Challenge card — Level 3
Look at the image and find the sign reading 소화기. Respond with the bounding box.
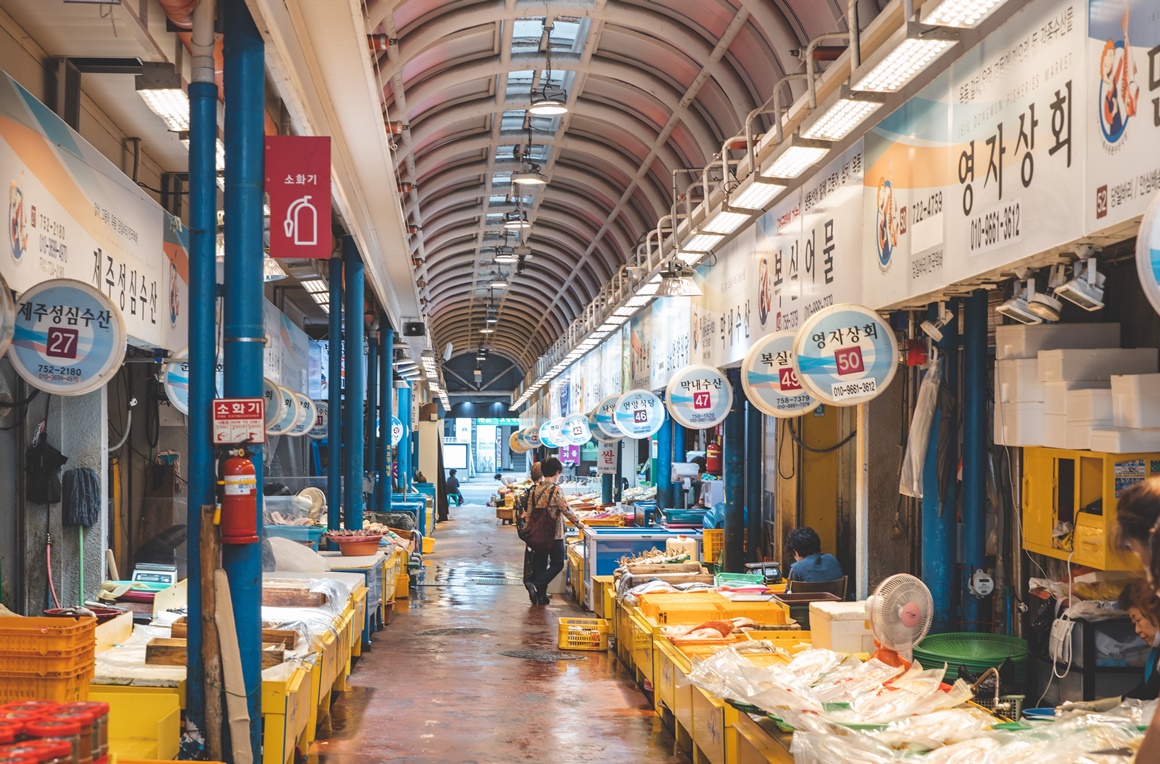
[664,365,733,430]
[264,136,332,259]
[793,304,898,406]
[613,390,666,439]
[212,398,265,444]
[741,331,819,418]
[10,279,127,396]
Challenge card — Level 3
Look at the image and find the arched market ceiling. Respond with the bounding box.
[370,0,888,374]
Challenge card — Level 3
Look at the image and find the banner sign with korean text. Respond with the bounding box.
[801,141,865,321]
[793,304,899,406]
[613,389,666,439]
[650,298,691,390]
[10,279,127,395]
[265,136,332,259]
[0,70,188,351]
[692,223,759,367]
[263,299,311,394]
[522,425,542,449]
[601,332,623,397]
[741,331,818,418]
[665,365,733,429]
[1087,0,1160,232]
[627,305,653,389]
[597,444,617,474]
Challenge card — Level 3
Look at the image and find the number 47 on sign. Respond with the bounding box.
[212,398,266,445]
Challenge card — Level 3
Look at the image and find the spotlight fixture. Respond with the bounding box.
[995,275,1043,325]
[480,327,496,334]
[1027,266,1065,322]
[493,246,518,264]
[485,313,499,324]
[656,261,703,297]
[1055,252,1106,311]
[852,31,957,93]
[919,303,954,342]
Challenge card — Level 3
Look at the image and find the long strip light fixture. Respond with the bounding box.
[513,0,1014,412]
[136,63,189,132]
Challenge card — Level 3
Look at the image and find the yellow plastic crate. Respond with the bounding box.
[422,537,434,555]
[719,600,790,625]
[558,618,609,651]
[637,591,728,622]
[395,574,410,599]
[702,529,724,563]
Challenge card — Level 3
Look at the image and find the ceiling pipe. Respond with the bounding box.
[744,71,807,167]
[157,0,199,28]
[806,32,852,108]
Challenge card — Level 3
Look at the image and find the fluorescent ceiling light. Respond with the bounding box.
[922,0,1007,28]
[853,36,956,93]
[503,211,531,230]
[512,169,547,186]
[762,137,831,180]
[136,63,189,132]
[683,233,725,253]
[606,314,631,326]
[802,91,885,141]
[613,306,638,318]
[300,279,328,294]
[179,136,226,172]
[729,178,784,211]
[485,314,499,323]
[626,294,652,308]
[591,329,611,338]
[599,321,620,331]
[699,208,751,235]
[676,251,704,266]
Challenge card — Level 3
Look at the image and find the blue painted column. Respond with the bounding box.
[671,421,686,501]
[922,300,959,633]
[601,471,613,504]
[327,256,342,532]
[342,237,365,532]
[745,402,763,564]
[723,368,746,572]
[962,290,987,631]
[366,326,378,507]
[398,382,412,492]
[376,325,392,512]
[656,407,673,508]
[222,1,264,754]
[613,440,624,502]
[184,48,217,739]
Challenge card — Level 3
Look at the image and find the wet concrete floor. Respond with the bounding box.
[309,481,689,764]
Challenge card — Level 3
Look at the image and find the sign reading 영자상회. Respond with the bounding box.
[665,365,733,430]
[793,304,898,406]
[265,136,332,259]
[741,331,819,418]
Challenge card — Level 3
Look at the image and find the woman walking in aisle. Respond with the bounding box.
[523,457,578,605]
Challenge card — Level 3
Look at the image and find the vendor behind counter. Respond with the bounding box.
[1119,579,1160,700]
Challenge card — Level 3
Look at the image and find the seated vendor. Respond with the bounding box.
[786,527,844,583]
[1119,579,1160,700]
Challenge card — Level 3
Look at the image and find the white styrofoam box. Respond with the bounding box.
[1043,414,1068,448]
[996,359,1043,402]
[809,601,874,653]
[1044,381,1110,415]
[994,402,1044,447]
[996,322,1120,360]
[1067,389,1114,423]
[1113,392,1160,429]
[1090,428,1160,454]
[1037,348,1159,383]
[1066,422,1094,451]
[1111,374,1160,398]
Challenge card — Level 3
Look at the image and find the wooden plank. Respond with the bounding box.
[261,587,327,608]
[146,637,285,669]
[201,505,223,762]
[625,562,704,574]
[172,617,298,648]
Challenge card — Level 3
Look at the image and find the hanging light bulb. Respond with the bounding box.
[528,21,569,115]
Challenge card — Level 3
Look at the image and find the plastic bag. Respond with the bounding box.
[900,355,942,498]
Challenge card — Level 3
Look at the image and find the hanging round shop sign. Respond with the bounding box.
[560,413,592,446]
[510,430,529,454]
[162,346,224,416]
[740,331,819,418]
[390,415,404,447]
[9,279,127,396]
[267,385,300,435]
[665,365,733,430]
[591,395,623,441]
[792,303,898,406]
[307,401,328,440]
[539,419,564,449]
[613,389,666,439]
[1137,191,1160,315]
[262,377,285,428]
[288,393,316,436]
[522,426,542,449]
[0,273,16,360]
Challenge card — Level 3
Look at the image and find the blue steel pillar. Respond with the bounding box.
[184,29,217,737]
[376,325,392,512]
[656,408,673,508]
[613,440,624,502]
[398,382,412,491]
[366,326,378,507]
[671,421,686,500]
[327,257,342,532]
[745,402,763,564]
[962,291,987,631]
[723,368,746,572]
[222,1,264,754]
[342,237,365,532]
[922,300,958,633]
[601,471,613,504]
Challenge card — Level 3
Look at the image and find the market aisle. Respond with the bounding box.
[310,479,689,764]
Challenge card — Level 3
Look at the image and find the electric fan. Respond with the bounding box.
[865,573,934,669]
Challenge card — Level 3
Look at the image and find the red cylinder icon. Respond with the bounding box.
[220,453,259,544]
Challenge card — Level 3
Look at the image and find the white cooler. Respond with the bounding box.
[809,600,874,654]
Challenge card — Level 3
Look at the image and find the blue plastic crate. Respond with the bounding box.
[265,525,325,551]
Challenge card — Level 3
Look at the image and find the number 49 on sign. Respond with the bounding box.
[212,398,266,444]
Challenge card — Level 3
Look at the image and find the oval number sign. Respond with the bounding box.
[510,430,528,454]
[307,401,328,440]
[591,395,622,441]
[163,346,224,416]
[267,386,300,435]
[288,393,315,436]
[263,378,284,428]
[741,331,819,418]
[793,304,898,406]
[522,426,542,449]
[561,413,592,446]
[613,390,666,439]
[10,279,127,396]
[665,365,733,429]
[1138,191,1160,315]
[390,416,404,447]
[539,419,564,449]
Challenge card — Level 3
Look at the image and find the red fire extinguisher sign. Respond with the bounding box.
[212,398,266,444]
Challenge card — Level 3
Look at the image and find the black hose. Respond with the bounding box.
[786,418,857,454]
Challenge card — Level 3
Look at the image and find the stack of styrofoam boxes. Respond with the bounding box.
[1093,373,1160,453]
[994,323,1121,447]
[809,600,875,653]
[1043,382,1110,449]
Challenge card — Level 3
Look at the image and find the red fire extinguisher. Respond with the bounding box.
[219,449,259,544]
[705,440,722,475]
